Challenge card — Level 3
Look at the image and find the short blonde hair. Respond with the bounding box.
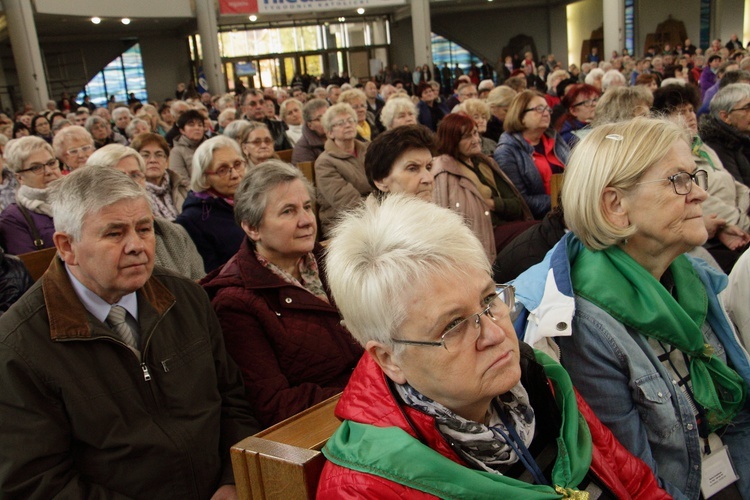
[591,86,653,127]
[5,136,55,173]
[380,97,417,130]
[339,89,367,107]
[486,86,517,109]
[563,117,691,250]
[321,103,357,134]
[504,90,545,133]
[454,98,490,120]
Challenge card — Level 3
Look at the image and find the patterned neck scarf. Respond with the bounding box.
[255,250,330,304]
[395,381,535,474]
[146,174,179,221]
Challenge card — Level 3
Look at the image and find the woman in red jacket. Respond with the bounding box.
[201,160,363,428]
[319,193,670,499]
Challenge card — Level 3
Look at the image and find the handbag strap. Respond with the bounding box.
[16,204,44,250]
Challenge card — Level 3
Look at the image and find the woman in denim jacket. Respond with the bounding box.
[512,117,750,500]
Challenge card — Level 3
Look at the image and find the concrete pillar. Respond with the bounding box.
[410,0,433,70]
[195,0,226,95]
[603,0,625,59]
[4,0,49,111]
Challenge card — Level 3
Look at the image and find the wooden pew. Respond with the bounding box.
[231,394,342,500]
[296,161,315,186]
[277,149,294,163]
[550,172,564,209]
[17,247,57,282]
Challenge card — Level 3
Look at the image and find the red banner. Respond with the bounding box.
[219,0,258,14]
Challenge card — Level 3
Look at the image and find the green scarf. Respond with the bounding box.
[571,243,747,430]
[322,351,592,499]
[692,136,716,171]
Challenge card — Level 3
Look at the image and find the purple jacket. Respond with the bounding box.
[0,203,55,255]
[700,67,718,96]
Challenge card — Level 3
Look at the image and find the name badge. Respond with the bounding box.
[701,433,739,499]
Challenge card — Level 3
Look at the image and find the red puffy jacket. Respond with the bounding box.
[317,351,671,499]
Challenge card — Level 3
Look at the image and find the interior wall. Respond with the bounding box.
[566,0,603,67]
[549,4,569,67]
[139,36,192,102]
[34,0,192,18]
[715,0,745,45]
[635,0,700,54]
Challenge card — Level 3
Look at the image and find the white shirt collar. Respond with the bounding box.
[65,263,139,323]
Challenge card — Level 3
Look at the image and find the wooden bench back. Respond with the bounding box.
[550,172,564,209]
[17,247,57,282]
[296,161,315,186]
[277,149,294,163]
[231,394,341,499]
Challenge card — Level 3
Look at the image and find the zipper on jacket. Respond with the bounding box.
[141,363,152,381]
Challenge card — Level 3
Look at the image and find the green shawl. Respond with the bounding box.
[322,350,592,499]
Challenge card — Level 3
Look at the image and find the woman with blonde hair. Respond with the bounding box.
[454,98,497,156]
[379,97,418,130]
[484,86,517,142]
[237,121,278,168]
[339,89,377,141]
[513,117,750,499]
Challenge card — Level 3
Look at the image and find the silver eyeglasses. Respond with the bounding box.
[391,284,515,352]
[635,169,708,195]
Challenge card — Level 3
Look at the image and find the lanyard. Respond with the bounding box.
[491,400,550,486]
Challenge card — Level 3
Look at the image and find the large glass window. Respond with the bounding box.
[76,44,147,107]
[431,33,483,75]
[625,0,634,55]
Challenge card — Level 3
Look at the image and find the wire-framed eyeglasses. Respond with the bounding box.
[635,169,708,195]
[391,284,515,352]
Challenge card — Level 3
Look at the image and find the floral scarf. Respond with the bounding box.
[255,250,329,304]
[146,174,179,221]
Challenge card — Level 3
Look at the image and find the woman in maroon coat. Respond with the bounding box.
[202,159,363,428]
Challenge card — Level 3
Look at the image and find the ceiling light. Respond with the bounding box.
[249,15,258,22]
[121,18,131,25]
[91,17,101,24]
[357,8,365,14]
[338,17,346,22]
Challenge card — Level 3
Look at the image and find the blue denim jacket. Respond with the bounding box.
[512,233,750,500]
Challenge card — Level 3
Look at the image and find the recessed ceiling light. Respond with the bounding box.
[357,8,365,14]
[121,18,131,25]
[91,17,101,24]
[249,15,258,22]
[338,17,346,22]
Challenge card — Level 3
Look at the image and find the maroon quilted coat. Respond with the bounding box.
[202,238,363,427]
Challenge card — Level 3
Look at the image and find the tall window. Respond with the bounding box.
[76,44,148,107]
[431,33,483,74]
[624,0,634,55]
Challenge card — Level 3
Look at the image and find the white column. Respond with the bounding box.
[410,0,433,69]
[195,0,226,95]
[603,0,625,59]
[4,0,49,111]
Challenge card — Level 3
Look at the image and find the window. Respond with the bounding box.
[76,44,148,107]
[432,33,484,76]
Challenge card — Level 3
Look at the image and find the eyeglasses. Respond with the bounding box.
[17,158,59,175]
[636,169,708,195]
[207,159,247,178]
[524,105,552,115]
[125,170,145,181]
[140,151,167,160]
[730,103,750,113]
[391,284,515,352]
[331,117,357,128]
[66,145,94,157]
[245,138,274,146]
[572,98,599,108]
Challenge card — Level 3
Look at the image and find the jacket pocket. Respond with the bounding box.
[633,373,680,441]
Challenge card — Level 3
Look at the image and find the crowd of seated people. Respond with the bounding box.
[3,36,750,498]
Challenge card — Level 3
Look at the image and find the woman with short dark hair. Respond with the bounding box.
[169,109,206,180]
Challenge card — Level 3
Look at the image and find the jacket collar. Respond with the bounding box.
[43,256,175,341]
[323,138,367,159]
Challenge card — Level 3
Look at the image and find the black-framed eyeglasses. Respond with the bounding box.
[636,169,708,195]
[572,98,599,108]
[207,160,247,178]
[730,103,750,113]
[17,158,59,175]
[523,105,552,115]
[391,284,515,352]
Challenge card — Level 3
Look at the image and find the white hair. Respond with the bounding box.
[190,135,242,192]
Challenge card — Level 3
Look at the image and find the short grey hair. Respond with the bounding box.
[52,125,93,157]
[86,144,146,173]
[5,136,55,173]
[85,115,109,133]
[584,68,605,86]
[51,164,149,241]
[222,119,251,141]
[218,108,237,128]
[321,103,357,133]
[234,159,312,228]
[486,86,517,109]
[112,107,132,120]
[170,100,190,119]
[125,118,150,139]
[601,69,627,91]
[302,98,329,124]
[710,83,750,118]
[279,98,303,122]
[325,194,490,347]
[191,135,242,192]
[380,97,417,130]
[591,86,653,127]
[237,121,270,147]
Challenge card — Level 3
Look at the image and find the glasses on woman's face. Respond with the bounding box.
[66,145,94,157]
[636,169,708,195]
[17,158,59,175]
[245,138,274,147]
[207,159,247,178]
[140,150,167,160]
[331,117,357,128]
[391,284,515,352]
[572,98,599,108]
[523,105,552,115]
